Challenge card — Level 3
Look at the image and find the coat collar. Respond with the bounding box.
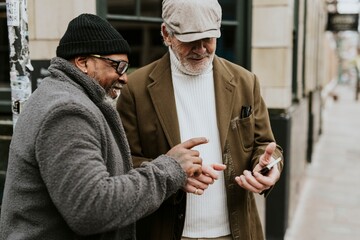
[147,53,236,150]
[213,56,236,150]
[147,53,181,147]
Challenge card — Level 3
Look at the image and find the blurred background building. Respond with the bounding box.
[0,0,359,239]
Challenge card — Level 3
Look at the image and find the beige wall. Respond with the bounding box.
[28,0,96,60]
[252,0,294,109]
[252,0,337,107]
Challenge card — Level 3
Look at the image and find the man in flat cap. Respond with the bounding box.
[117,0,284,240]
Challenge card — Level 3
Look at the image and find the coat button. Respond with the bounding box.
[178,214,184,220]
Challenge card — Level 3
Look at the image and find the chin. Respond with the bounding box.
[104,94,118,108]
[186,64,209,75]
[184,59,211,75]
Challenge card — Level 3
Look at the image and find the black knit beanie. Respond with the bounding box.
[56,13,131,59]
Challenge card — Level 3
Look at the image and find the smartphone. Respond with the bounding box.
[258,157,281,175]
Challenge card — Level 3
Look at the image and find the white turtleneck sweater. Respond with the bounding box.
[169,48,231,238]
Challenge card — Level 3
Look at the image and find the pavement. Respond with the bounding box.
[284,82,360,240]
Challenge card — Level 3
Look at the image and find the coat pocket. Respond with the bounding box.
[230,113,254,152]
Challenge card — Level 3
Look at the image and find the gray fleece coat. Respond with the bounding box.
[0,57,186,240]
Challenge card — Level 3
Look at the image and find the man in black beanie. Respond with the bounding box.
[0,13,217,240]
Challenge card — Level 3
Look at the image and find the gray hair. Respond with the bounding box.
[161,23,175,46]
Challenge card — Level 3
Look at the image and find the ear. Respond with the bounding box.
[73,56,88,74]
[161,23,172,46]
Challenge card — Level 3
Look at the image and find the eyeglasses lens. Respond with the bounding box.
[117,61,129,75]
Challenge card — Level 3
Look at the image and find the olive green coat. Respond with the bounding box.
[117,53,283,240]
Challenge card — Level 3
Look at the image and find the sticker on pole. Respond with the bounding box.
[6,0,20,27]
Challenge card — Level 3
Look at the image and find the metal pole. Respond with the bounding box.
[6,0,33,128]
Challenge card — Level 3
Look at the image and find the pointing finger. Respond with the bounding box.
[179,137,209,149]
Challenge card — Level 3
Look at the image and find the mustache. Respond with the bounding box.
[111,80,126,90]
[187,54,210,60]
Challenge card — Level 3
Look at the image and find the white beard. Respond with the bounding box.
[104,94,118,108]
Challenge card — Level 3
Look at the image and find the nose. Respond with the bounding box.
[119,73,128,85]
[192,40,206,54]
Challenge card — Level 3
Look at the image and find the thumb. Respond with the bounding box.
[211,163,227,171]
[262,142,276,164]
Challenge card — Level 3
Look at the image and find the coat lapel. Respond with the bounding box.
[147,54,235,151]
[147,53,181,147]
[213,56,236,151]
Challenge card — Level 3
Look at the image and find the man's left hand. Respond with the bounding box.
[234,142,281,194]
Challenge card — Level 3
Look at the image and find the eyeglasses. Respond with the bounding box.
[90,54,129,75]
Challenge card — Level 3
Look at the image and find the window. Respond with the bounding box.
[100,0,252,69]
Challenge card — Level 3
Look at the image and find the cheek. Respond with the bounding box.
[102,77,117,89]
[97,69,117,86]
[92,71,110,89]
[96,77,107,89]
[204,42,216,54]
[173,44,191,58]
[207,45,216,54]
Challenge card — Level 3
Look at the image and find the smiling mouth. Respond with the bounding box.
[112,84,123,91]
[191,58,204,62]
[189,54,209,59]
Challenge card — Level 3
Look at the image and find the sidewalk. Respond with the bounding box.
[284,82,360,240]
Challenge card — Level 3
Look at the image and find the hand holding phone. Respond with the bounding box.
[257,157,281,175]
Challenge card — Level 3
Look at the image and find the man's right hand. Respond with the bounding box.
[166,137,208,177]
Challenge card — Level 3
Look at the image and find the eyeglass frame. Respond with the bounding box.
[90,54,129,75]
